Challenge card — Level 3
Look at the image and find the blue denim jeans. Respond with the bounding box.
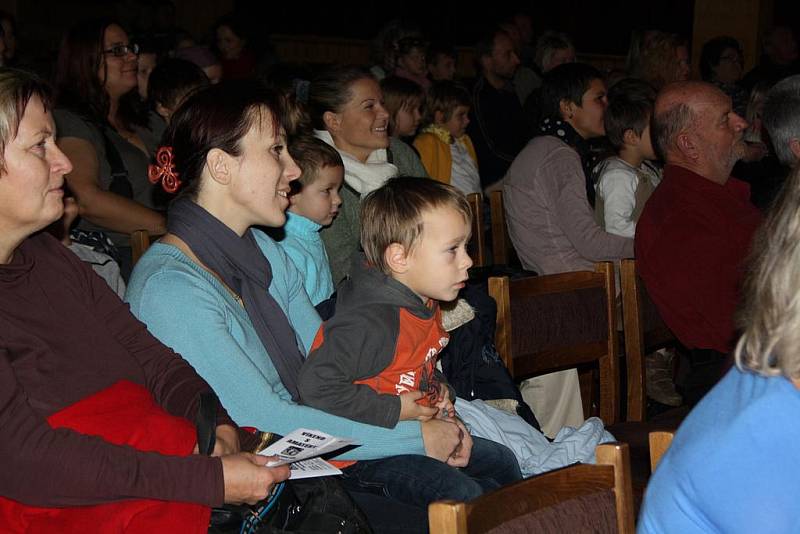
[339,437,522,510]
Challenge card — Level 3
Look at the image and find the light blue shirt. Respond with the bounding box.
[125,229,424,460]
[638,366,800,533]
[277,212,335,305]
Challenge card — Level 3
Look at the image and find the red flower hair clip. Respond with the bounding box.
[148,146,181,193]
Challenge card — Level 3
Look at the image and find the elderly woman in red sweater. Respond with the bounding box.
[0,68,287,533]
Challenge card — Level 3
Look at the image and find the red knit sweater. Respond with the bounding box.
[635,165,763,354]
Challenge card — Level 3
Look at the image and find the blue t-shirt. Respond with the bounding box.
[638,366,800,533]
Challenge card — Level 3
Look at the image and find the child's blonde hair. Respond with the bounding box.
[361,177,471,274]
[424,80,471,125]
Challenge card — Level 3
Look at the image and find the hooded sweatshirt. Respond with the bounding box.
[297,257,449,428]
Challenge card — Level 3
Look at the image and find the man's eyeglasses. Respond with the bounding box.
[103,43,140,57]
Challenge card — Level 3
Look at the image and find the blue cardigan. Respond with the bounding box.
[125,229,425,460]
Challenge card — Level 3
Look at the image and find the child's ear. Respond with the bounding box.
[205,148,233,185]
[385,242,410,274]
[434,110,446,125]
[622,128,640,146]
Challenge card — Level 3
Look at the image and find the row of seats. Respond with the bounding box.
[428,431,675,533]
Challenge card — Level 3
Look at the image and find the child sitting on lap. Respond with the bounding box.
[298,177,615,477]
[298,177,467,427]
[277,136,344,309]
[593,79,661,238]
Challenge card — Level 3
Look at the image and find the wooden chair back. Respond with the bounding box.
[429,442,635,534]
[648,430,675,473]
[131,229,153,267]
[619,258,678,421]
[489,190,517,266]
[466,193,488,268]
[488,262,619,424]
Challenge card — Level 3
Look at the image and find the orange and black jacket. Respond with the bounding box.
[297,258,451,429]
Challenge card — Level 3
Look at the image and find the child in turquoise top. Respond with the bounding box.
[278,136,344,307]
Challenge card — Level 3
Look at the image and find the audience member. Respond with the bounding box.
[148,58,209,123]
[54,19,166,279]
[279,135,343,307]
[393,36,430,90]
[414,80,480,194]
[630,31,691,89]
[468,27,530,190]
[594,78,660,238]
[504,63,632,437]
[125,81,509,532]
[379,75,429,177]
[136,45,158,100]
[763,74,800,168]
[174,45,222,84]
[427,42,457,82]
[741,26,800,91]
[309,65,398,283]
[639,162,800,534]
[636,81,762,355]
[700,36,748,116]
[535,31,577,74]
[214,15,256,80]
[0,67,287,533]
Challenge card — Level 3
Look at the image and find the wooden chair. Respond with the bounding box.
[619,258,679,422]
[429,442,635,534]
[131,229,153,267]
[466,192,488,268]
[648,430,675,473]
[488,262,619,425]
[489,190,517,266]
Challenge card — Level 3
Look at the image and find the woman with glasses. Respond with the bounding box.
[700,36,748,116]
[54,19,166,278]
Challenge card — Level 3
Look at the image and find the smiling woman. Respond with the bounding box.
[53,19,167,278]
[308,65,400,283]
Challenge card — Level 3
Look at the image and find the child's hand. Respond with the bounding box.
[399,390,438,421]
[435,389,456,421]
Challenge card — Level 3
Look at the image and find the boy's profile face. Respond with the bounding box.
[439,105,470,140]
[395,206,472,303]
[288,164,344,227]
[637,122,657,161]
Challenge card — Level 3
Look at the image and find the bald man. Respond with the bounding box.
[635,81,763,355]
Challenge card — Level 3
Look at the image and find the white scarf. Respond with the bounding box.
[314,129,398,197]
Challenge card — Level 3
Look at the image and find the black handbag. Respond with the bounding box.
[196,393,372,534]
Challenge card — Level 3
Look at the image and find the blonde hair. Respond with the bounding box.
[734,165,800,378]
[360,177,471,274]
[0,68,52,170]
[633,32,685,90]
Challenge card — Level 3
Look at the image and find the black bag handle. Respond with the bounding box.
[195,392,218,456]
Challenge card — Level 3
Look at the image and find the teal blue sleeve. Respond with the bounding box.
[126,257,424,460]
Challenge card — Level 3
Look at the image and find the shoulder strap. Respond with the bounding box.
[100,126,134,199]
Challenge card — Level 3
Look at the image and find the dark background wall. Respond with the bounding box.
[2,0,799,74]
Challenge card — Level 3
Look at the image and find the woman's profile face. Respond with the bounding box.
[225,110,301,232]
[0,95,73,235]
[328,78,389,162]
[216,25,244,60]
[98,24,138,100]
[566,78,608,139]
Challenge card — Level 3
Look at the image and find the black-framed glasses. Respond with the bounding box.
[103,43,139,57]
